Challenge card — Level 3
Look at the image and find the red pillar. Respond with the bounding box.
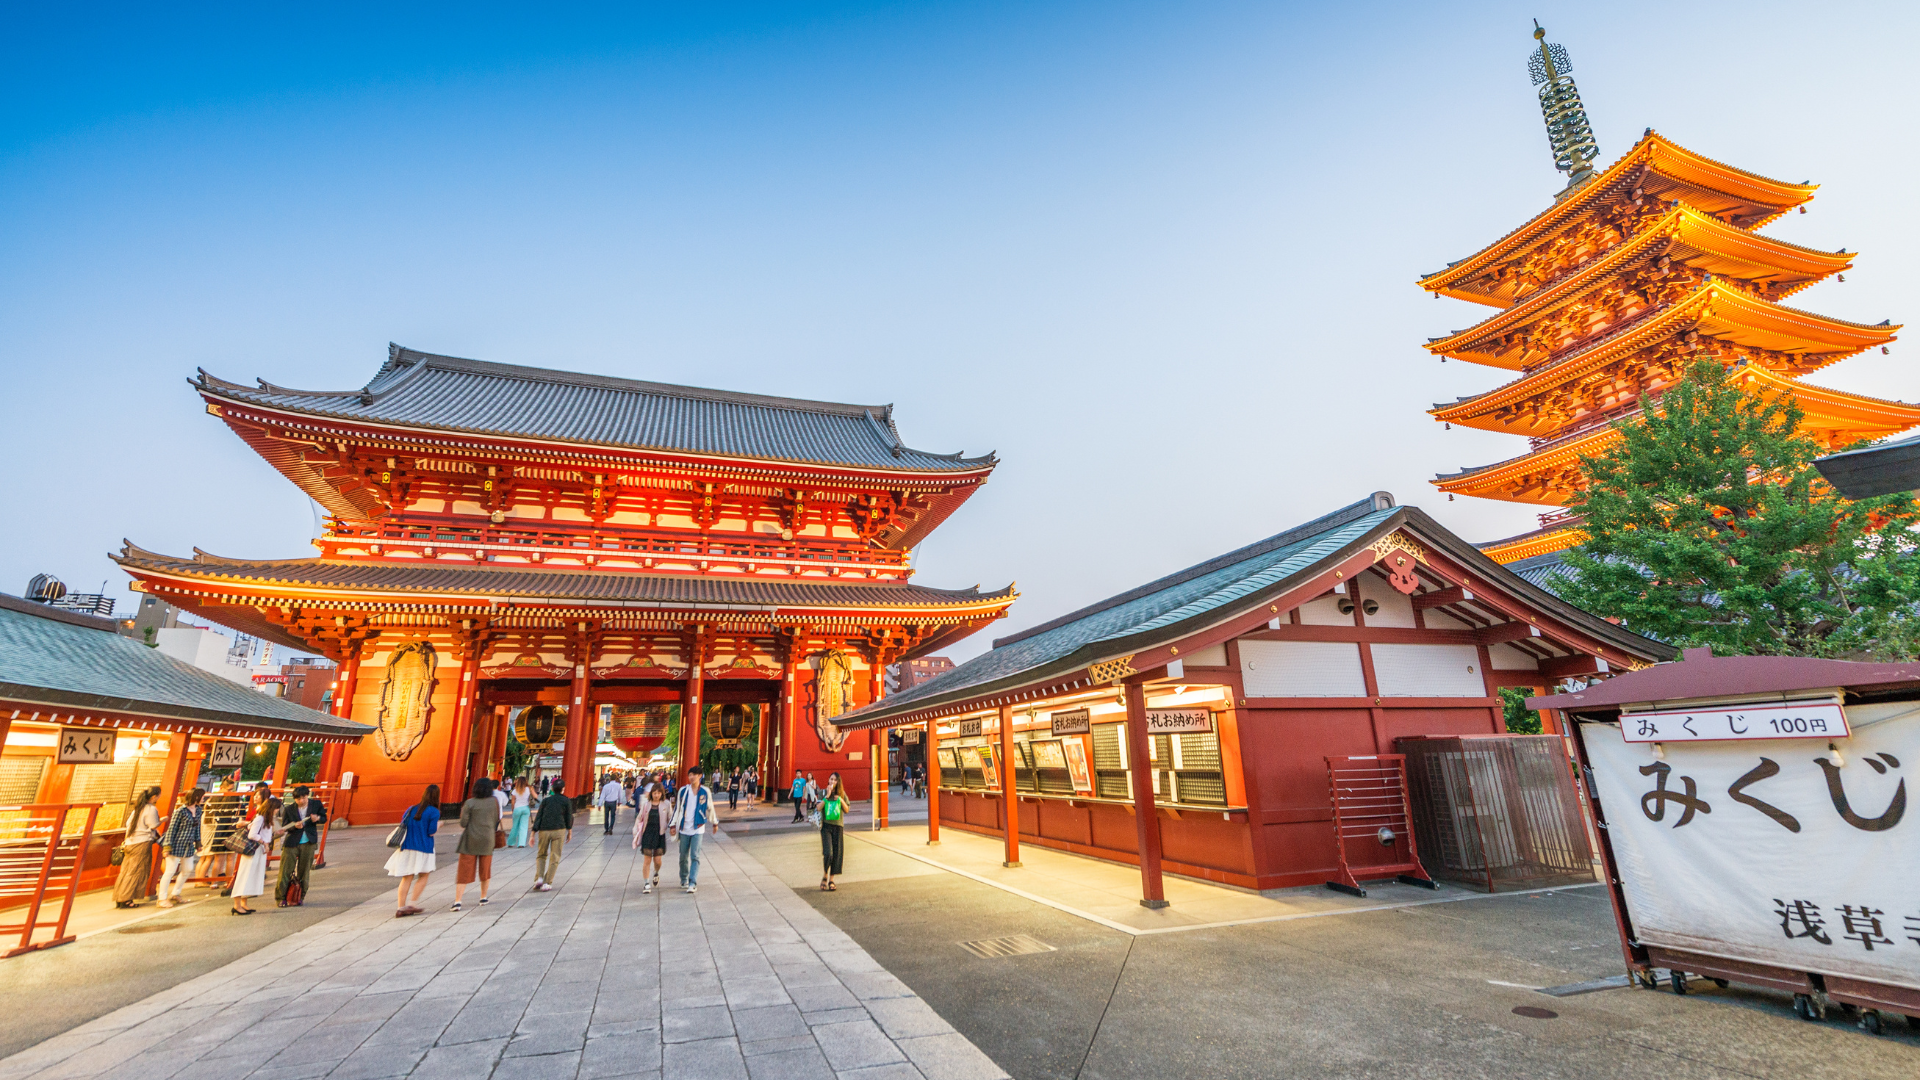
[270,739,293,791]
[560,660,588,800]
[443,655,480,801]
[778,655,799,797]
[1124,682,1168,908]
[925,717,940,845]
[681,649,705,784]
[998,703,1020,868]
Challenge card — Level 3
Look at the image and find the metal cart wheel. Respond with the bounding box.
[1669,970,1687,995]
[1634,970,1659,990]
[1859,1010,1883,1036]
[1793,994,1821,1021]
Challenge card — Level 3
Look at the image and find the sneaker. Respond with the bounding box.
[449,902,462,912]
[642,880,653,894]
[535,882,552,892]
[685,884,697,894]
[479,897,490,905]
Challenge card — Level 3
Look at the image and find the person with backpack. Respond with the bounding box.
[385,784,440,917]
[818,773,849,891]
[668,766,714,893]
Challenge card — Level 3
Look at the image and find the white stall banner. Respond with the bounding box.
[1584,712,1920,990]
[1621,701,1848,743]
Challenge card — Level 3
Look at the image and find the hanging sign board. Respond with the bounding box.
[206,740,247,770]
[1145,708,1213,735]
[57,728,115,764]
[956,718,983,737]
[1582,708,1920,992]
[1621,700,1849,743]
[1050,708,1091,737]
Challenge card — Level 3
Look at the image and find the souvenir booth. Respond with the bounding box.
[835,493,1673,904]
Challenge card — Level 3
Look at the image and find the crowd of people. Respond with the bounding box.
[108,756,933,920]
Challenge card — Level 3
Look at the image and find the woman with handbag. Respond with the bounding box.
[113,786,163,908]
[818,773,848,892]
[451,778,501,911]
[631,784,670,893]
[385,784,440,917]
[230,795,278,914]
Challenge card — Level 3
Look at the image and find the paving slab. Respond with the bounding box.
[0,826,1007,1080]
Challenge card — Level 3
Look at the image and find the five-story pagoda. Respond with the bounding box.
[1421,25,1920,563]
[116,345,1016,822]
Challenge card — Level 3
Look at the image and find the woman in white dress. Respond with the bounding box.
[230,796,278,915]
[385,784,441,917]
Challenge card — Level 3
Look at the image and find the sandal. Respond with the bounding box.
[826,882,837,891]
[820,878,829,891]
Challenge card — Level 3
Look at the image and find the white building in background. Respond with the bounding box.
[153,626,255,686]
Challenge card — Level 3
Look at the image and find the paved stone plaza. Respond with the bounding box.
[0,828,1005,1080]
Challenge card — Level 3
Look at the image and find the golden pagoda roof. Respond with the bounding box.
[1427,207,1859,369]
[1435,368,1920,504]
[1420,132,1819,308]
[1479,525,1584,565]
[1432,283,1900,432]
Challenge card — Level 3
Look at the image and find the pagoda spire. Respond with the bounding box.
[1529,21,1601,195]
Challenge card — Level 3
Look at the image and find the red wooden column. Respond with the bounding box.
[925,717,940,845]
[560,664,589,800]
[1123,682,1169,908]
[443,654,481,800]
[680,625,707,784]
[870,672,889,827]
[270,739,293,789]
[317,645,362,785]
[777,649,800,798]
[998,703,1020,868]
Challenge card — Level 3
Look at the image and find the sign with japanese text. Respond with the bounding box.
[1583,705,1920,990]
[1050,708,1091,737]
[1144,708,1213,735]
[1621,701,1849,743]
[207,740,247,770]
[956,718,983,737]
[57,728,114,764]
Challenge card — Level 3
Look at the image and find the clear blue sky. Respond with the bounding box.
[4,1,1916,660]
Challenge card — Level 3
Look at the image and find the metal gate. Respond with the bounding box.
[1325,755,1435,897]
[1397,735,1594,892]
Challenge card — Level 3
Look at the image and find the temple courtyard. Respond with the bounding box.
[0,809,1913,1080]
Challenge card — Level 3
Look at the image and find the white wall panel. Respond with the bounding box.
[1238,640,1366,697]
[1488,643,1540,671]
[1371,643,1485,697]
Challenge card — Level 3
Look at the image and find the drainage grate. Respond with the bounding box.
[959,933,1056,959]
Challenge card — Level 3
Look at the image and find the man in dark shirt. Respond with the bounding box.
[275,785,326,906]
[531,781,574,892]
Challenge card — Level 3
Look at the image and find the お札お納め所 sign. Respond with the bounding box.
[1050,708,1091,737]
[1621,701,1848,743]
[1144,708,1212,735]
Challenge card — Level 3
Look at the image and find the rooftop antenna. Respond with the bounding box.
[1529,21,1601,196]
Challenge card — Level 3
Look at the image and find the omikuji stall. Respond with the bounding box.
[835,493,1672,905]
[0,593,369,939]
[1535,651,1920,1033]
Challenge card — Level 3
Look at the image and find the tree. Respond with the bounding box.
[1553,359,1920,658]
[503,730,528,780]
[1500,687,1542,734]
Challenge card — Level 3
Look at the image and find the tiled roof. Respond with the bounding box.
[1505,552,1572,597]
[838,495,1674,727]
[194,344,996,474]
[114,547,1015,612]
[0,594,372,740]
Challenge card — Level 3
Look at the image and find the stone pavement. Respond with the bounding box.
[0,826,1007,1080]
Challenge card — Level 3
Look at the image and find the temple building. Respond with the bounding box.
[115,345,1016,823]
[1421,27,1919,563]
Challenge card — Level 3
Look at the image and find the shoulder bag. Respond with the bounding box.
[386,807,413,849]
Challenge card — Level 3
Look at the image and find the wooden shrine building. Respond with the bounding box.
[115,345,1016,823]
[1420,28,1919,562]
[834,493,1671,903]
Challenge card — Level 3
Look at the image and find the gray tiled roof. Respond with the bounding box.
[193,345,995,474]
[838,495,1675,727]
[113,548,1016,611]
[0,595,372,740]
[1505,552,1572,597]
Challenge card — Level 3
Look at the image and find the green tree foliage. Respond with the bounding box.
[1554,359,1920,658]
[503,729,527,779]
[1500,687,1542,734]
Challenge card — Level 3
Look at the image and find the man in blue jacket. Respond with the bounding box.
[669,767,714,893]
